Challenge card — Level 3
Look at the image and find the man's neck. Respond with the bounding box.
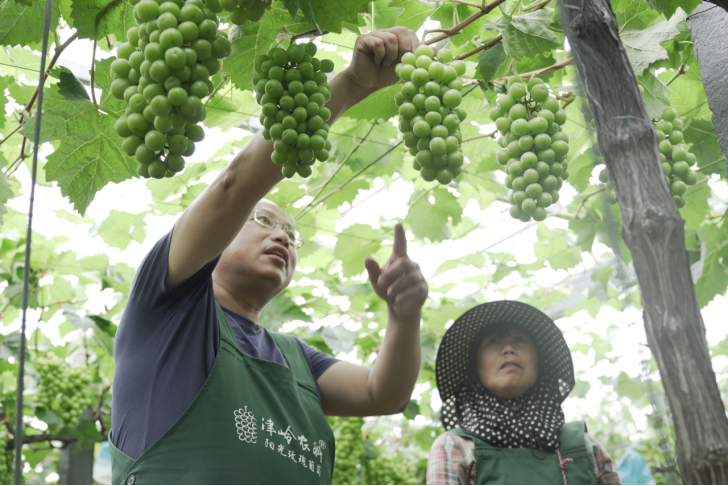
[212,280,265,324]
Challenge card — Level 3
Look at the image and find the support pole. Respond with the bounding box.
[556,0,728,483]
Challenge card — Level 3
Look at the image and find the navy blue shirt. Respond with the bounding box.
[111,230,339,460]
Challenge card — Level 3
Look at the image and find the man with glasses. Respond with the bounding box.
[110,26,428,484]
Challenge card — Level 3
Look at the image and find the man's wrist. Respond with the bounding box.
[336,69,378,107]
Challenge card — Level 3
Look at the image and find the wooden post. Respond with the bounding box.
[556,0,728,482]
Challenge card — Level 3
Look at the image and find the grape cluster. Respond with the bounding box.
[0,426,12,485]
[394,46,467,185]
[364,455,416,485]
[491,76,570,222]
[35,354,94,430]
[255,42,335,178]
[331,416,364,485]
[111,0,231,179]
[218,0,271,25]
[601,107,696,208]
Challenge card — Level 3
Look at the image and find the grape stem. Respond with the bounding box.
[0,125,23,149]
[18,31,79,126]
[573,186,606,219]
[462,129,497,143]
[448,0,483,8]
[294,120,378,220]
[424,0,508,46]
[665,63,687,87]
[494,57,574,82]
[90,38,98,109]
[444,0,552,59]
[455,35,503,61]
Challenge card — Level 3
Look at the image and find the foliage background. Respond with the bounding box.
[0,0,727,482]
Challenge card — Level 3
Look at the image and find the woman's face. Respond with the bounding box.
[475,328,539,398]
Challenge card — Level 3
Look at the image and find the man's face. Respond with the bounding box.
[216,200,298,295]
[475,328,539,399]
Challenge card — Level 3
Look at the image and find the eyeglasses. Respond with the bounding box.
[251,209,304,248]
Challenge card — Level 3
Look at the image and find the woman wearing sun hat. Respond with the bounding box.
[427,301,621,485]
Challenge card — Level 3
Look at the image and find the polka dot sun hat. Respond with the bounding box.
[435,301,575,431]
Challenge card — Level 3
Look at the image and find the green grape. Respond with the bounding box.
[491,76,571,221]
[393,49,469,184]
[253,42,331,178]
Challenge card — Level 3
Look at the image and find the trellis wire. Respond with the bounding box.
[14,0,54,482]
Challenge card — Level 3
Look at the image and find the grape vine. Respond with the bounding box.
[111,0,232,179]
[254,42,334,178]
[491,76,570,222]
[394,46,467,185]
[0,426,12,485]
[330,417,416,485]
[35,354,95,431]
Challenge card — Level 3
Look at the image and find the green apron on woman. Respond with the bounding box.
[451,422,597,485]
[109,304,335,484]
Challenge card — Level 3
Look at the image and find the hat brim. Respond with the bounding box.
[435,301,575,429]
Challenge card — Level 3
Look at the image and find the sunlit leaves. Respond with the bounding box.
[333,223,382,277]
[534,225,582,271]
[406,187,462,242]
[486,9,561,61]
[0,0,60,48]
[95,210,146,250]
[616,2,685,76]
[70,0,135,41]
[343,85,399,121]
[695,224,728,307]
[227,12,280,91]
[392,0,435,32]
[297,0,370,33]
[476,41,507,83]
[638,70,670,119]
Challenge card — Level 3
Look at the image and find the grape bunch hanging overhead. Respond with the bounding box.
[254,42,335,178]
[111,0,231,179]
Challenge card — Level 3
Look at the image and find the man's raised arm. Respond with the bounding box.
[164,27,419,289]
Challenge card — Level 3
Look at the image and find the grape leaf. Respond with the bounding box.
[343,85,399,121]
[296,0,370,33]
[638,70,670,119]
[371,0,404,31]
[227,12,281,92]
[0,45,41,77]
[683,119,726,178]
[95,209,146,250]
[476,41,507,82]
[680,181,710,231]
[617,3,685,76]
[204,87,260,131]
[20,79,136,214]
[70,0,135,41]
[695,224,728,308]
[392,0,434,32]
[487,9,561,61]
[259,290,311,331]
[642,0,700,18]
[56,67,89,101]
[534,225,582,270]
[406,187,462,242]
[432,4,480,48]
[268,6,317,35]
[333,223,382,277]
[0,0,60,48]
[94,57,127,116]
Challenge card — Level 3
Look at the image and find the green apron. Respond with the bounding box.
[109,304,335,484]
[451,421,597,485]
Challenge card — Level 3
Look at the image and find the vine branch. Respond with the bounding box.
[424,0,508,46]
[665,63,687,87]
[90,38,98,109]
[19,31,79,126]
[295,121,378,220]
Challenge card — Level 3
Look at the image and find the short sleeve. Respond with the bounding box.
[130,228,220,313]
[299,340,339,380]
